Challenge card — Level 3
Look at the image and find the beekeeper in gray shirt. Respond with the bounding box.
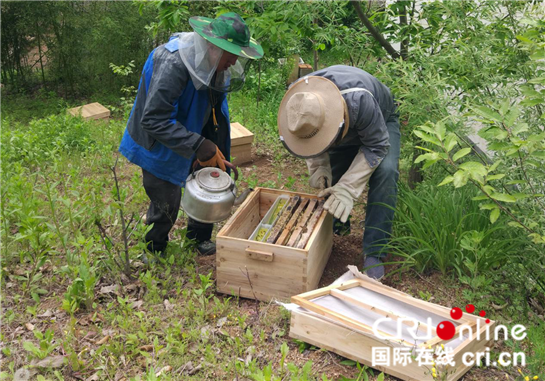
[277,65,400,279]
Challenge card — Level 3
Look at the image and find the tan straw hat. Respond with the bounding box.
[277,76,349,158]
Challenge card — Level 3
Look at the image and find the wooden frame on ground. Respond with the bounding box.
[290,277,494,381]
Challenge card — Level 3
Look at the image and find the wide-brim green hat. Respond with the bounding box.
[189,12,263,60]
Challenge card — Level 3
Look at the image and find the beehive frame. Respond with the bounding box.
[290,277,494,381]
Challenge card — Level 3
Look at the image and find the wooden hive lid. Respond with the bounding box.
[68,102,110,120]
[230,122,254,146]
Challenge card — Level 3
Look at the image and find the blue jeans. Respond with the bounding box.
[329,113,401,259]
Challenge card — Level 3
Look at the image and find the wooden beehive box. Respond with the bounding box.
[230,122,254,166]
[68,102,110,121]
[290,278,495,381]
[298,63,313,77]
[216,188,333,301]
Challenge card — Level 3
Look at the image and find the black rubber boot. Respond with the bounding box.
[196,240,216,256]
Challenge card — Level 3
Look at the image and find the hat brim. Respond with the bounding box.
[278,76,348,159]
[189,17,264,60]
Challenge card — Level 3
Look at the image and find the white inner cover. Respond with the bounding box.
[283,266,468,349]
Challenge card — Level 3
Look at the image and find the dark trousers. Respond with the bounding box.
[329,112,401,259]
[142,169,212,253]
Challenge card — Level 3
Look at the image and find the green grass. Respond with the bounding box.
[388,181,527,280]
[0,110,354,381]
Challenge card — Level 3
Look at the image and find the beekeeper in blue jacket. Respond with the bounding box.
[278,66,400,279]
[119,13,263,260]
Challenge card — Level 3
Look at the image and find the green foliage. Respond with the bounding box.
[526,325,545,378]
[389,183,525,278]
[1,114,102,169]
[62,253,97,313]
[23,329,57,360]
[249,343,328,381]
[409,11,544,291]
[236,1,370,63]
[138,0,190,39]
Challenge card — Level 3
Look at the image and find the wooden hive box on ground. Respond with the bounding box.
[68,102,110,121]
[230,122,254,166]
[216,187,333,301]
[289,278,495,381]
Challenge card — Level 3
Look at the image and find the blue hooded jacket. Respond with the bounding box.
[119,36,231,186]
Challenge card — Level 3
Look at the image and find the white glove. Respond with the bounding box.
[318,151,376,223]
[306,153,332,189]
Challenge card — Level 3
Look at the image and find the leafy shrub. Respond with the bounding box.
[1,114,100,168]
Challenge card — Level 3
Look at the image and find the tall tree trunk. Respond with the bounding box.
[398,1,409,60]
[36,22,46,88]
[350,0,401,60]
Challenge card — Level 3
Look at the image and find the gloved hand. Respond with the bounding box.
[318,150,376,223]
[196,139,226,171]
[306,153,332,190]
[319,185,353,222]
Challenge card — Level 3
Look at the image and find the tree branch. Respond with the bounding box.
[351,0,401,60]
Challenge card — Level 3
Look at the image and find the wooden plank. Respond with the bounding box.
[217,188,260,238]
[218,267,305,290]
[266,196,300,244]
[292,279,361,301]
[331,289,435,336]
[219,200,260,239]
[296,201,325,249]
[355,278,477,324]
[245,248,274,262]
[218,239,306,270]
[276,198,309,245]
[304,212,332,289]
[452,320,494,358]
[292,296,414,347]
[287,199,317,247]
[219,278,302,301]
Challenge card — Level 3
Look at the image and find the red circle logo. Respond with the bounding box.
[450,307,463,320]
[436,321,456,340]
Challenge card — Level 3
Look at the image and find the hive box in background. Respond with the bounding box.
[230,122,254,166]
[216,188,333,301]
[68,102,110,121]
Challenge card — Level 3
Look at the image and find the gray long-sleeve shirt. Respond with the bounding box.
[310,65,396,167]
